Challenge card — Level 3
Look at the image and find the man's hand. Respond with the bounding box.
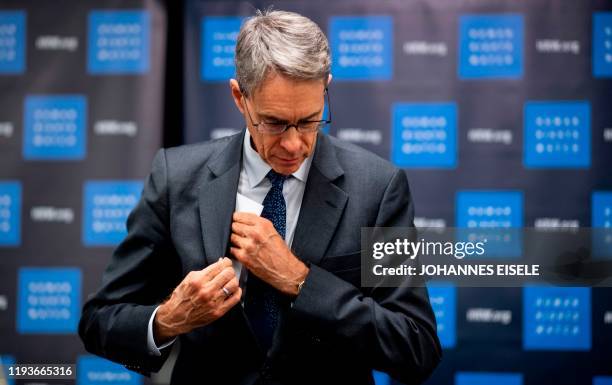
[153,257,241,345]
[230,212,309,296]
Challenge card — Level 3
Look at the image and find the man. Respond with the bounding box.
[79,9,441,385]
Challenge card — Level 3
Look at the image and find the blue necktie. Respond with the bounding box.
[245,170,288,351]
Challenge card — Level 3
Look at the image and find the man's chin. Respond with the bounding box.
[271,161,301,176]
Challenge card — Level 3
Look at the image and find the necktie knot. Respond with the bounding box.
[267,170,287,189]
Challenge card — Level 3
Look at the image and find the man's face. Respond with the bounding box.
[231,74,326,175]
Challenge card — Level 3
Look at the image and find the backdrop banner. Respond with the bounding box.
[0,1,166,384]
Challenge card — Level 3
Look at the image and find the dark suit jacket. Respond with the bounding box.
[79,130,442,385]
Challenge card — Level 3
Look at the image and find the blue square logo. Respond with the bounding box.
[456,372,523,385]
[524,101,590,168]
[1,355,16,385]
[392,103,457,168]
[592,192,612,258]
[83,181,143,246]
[0,181,21,246]
[17,268,81,334]
[330,16,393,80]
[456,191,523,257]
[523,286,591,351]
[201,17,243,81]
[88,11,150,74]
[0,11,25,74]
[77,356,142,385]
[427,284,457,348]
[23,95,87,160]
[593,12,612,77]
[592,192,612,228]
[372,370,390,385]
[459,14,524,79]
[594,377,612,385]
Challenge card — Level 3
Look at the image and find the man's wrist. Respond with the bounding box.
[153,302,180,345]
[148,306,177,355]
[287,262,309,297]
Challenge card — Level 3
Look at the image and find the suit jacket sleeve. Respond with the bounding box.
[289,168,442,385]
[78,149,181,375]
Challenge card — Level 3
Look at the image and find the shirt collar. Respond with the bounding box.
[242,129,313,188]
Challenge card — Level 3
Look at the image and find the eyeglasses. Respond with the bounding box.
[242,88,332,135]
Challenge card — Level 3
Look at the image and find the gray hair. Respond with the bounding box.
[235,9,331,97]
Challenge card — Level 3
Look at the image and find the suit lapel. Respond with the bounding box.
[292,133,348,266]
[198,130,264,355]
[198,131,244,266]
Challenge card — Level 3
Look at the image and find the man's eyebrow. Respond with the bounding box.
[259,109,322,122]
[259,114,287,122]
[299,110,323,121]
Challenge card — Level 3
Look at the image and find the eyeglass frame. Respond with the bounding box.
[241,87,332,135]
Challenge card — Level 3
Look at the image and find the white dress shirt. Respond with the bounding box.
[147,129,313,355]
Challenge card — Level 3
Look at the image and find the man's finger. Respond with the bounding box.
[221,287,242,308]
[201,257,232,281]
[230,247,246,264]
[233,212,259,225]
[231,221,250,238]
[221,277,239,297]
[208,265,236,290]
[230,233,246,249]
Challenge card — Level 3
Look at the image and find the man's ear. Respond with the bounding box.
[327,74,333,87]
[229,79,245,114]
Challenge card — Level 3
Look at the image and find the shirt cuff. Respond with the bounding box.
[147,305,177,356]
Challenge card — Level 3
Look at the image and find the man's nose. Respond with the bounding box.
[279,126,301,153]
